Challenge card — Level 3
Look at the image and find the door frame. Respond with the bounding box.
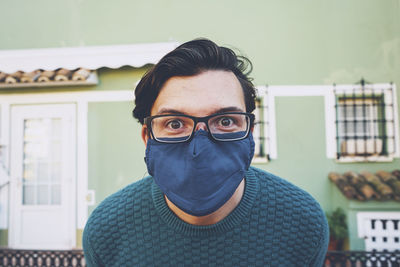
[9,103,77,249]
[0,90,133,248]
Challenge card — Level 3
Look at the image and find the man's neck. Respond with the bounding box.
[164,178,245,226]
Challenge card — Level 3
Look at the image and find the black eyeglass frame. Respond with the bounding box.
[144,112,255,143]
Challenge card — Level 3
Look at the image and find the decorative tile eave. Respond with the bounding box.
[0,70,98,88]
[329,170,400,202]
[0,42,179,73]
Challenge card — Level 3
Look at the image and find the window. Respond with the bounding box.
[252,89,270,163]
[334,83,397,161]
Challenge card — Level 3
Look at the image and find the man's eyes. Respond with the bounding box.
[210,116,239,128]
[157,114,243,132]
[166,119,184,129]
[216,117,235,127]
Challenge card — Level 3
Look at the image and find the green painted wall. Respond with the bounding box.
[76,229,83,248]
[95,67,148,91]
[0,229,7,247]
[255,96,331,210]
[1,0,399,86]
[88,101,146,213]
[1,0,400,251]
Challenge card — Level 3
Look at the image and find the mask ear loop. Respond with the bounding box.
[246,132,255,169]
[141,170,149,179]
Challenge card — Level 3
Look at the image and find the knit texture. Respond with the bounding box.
[83,167,329,267]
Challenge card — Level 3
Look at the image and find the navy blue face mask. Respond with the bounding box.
[145,130,255,216]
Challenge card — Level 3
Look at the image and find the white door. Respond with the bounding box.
[10,104,76,249]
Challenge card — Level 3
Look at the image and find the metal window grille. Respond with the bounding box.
[2,248,400,267]
[0,249,86,267]
[253,90,270,162]
[325,250,400,267]
[357,212,400,252]
[334,80,396,159]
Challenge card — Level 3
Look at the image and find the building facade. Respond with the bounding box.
[0,0,399,251]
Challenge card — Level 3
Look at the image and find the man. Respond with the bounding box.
[83,39,329,266]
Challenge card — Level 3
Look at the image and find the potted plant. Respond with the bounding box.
[326,207,348,250]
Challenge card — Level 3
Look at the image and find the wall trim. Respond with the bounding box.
[0,42,179,73]
[0,103,10,229]
[0,90,134,104]
[76,101,88,230]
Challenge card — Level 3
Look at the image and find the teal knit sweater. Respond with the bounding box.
[83,167,329,266]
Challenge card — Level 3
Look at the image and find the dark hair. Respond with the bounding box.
[132,38,257,124]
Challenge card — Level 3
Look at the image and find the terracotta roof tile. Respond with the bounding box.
[0,68,93,87]
[329,170,400,201]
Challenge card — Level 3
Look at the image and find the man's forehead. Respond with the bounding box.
[150,70,246,116]
[154,106,245,116]
[163,70,239,87]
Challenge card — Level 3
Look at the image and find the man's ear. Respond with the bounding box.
[250,125,254,133]
[141,125,149,146]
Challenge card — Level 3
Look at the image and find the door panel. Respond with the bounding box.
[10,104,76,249]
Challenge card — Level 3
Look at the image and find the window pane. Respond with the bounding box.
[355,122,371,136]
[51,184,61,205]
[24,119,45,142]
[23,162,36,182]
[24,142,45,160]
[23,185,35,205]
[37,162,49,182]
[51,141,62,161]
[338,121,373,137]
[50,161,61,182]
[52,118,62,138]
[354,106,371,117]
[339,104,372,119]
[37,185,49,205]
[21,118,64,206]
[339,105,354,118]
[346,122,355,135]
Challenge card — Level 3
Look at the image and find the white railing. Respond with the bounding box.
[357,212,400,251]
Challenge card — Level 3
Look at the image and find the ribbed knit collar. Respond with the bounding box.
[151,167,260,237]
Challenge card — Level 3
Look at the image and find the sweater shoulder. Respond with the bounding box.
[250,166,324,211]
[83,177,153,258]
[249,166,329,252]
[86,176,152,225]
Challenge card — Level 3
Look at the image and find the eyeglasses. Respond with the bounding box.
[144,112,255,143]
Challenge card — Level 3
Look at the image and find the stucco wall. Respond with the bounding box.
[1,0,400,250]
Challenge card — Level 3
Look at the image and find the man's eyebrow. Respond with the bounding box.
[214,107,245,113]
[156,106,245,116]
[156,108,188,115]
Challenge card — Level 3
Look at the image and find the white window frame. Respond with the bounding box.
[332,84,399,162]
[252,86,270,163]
[257,83,399,161]
[264,85,334,160]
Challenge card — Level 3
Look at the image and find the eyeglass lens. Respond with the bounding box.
[151,114,250,142]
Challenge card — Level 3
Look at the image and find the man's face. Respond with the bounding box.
[141,70,246,145]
